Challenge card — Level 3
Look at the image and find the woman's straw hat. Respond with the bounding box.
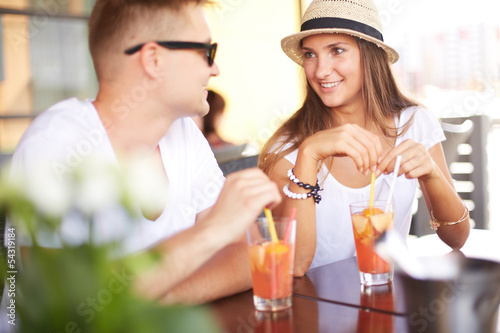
[281,0,399,66]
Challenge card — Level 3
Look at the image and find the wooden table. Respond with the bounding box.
[209,230,500,332]
[210,257,410,332]
[210,289,409,333]
[295,257,407,315]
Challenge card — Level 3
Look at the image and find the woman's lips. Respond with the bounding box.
[320,80,342,89]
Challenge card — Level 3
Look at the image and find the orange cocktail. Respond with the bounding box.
[246,217,296,311]
[249,241,293,300]
[350,201,394,286]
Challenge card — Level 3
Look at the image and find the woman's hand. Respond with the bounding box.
[376,139,439,181]
[378,140,470,250]
[300,124,383,175]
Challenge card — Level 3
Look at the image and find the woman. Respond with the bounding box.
[259,0,470,275]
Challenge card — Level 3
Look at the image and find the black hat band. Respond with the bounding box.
[301,17,384,42]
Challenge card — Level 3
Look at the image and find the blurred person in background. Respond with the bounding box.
[193,89,252,163]
[204,90,235,149]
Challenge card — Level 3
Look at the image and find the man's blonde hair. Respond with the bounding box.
[88,0,209,81]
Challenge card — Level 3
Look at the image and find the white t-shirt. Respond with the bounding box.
[283,106,446,269]
[10,98,225,255]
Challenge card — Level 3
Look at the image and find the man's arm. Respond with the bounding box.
[158,238,251,304]
[131,217,240,302]
[132,168,281,303]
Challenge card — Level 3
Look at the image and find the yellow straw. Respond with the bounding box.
[264,208,279,243]
[369,171,376,208]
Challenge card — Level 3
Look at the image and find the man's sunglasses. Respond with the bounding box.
[124,41,218,66]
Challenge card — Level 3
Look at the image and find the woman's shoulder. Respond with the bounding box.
[262,134,298,164]
[398,106,445,148]
[267,134,297,154]
[399,105,440,123]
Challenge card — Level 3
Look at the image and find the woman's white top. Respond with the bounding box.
[283,106,446,269]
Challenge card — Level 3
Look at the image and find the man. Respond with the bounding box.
[10,0,281,304]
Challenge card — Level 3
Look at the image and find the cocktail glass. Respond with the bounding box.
[349,201,394,286]
[246,216,296,311]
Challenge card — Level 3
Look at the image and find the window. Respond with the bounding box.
[0,0,96,152]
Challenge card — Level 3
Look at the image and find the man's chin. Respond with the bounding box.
[199,105,210,117]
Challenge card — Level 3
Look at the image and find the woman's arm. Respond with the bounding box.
[377,140,470,249]
[267,124,383,276]
[419,144,470,249]
[268,153,317,276]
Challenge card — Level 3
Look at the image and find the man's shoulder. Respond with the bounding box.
[31,98,96,129]
[20,98,100,140]
[13,98,105,164]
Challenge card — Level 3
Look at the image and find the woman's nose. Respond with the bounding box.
[315,55,334,80]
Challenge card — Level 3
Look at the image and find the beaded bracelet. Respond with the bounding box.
[283,168,323,204]
[283,184,309,200]
[288,168,320,190]
[429,203,469,230]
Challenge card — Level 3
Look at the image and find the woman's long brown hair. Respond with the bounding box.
[259,37,418,175]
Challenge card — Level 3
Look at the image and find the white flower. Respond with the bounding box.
[74,158,123,215]
[1,151,170,231]
[24,163,72,217]
[122,155,169,217]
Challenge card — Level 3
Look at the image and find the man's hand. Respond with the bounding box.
[205,168,282,244]
[134,168,281,303]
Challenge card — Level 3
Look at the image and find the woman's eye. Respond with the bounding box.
[303,51,315,59]
[332,48,345,55]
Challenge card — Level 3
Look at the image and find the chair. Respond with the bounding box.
[411,115,490,236]
[218,154,259,177]
[440,119,474,166]
[212,143,249,164]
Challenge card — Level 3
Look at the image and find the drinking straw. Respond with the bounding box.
[264,208,279,243]
[284,207,297,244]
[385,155,402,211]
[369,171,376,208]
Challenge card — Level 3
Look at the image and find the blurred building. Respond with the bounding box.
[0,0,96,152]
[396,23,500,94]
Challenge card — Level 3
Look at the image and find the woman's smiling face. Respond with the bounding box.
[302,33,364,114]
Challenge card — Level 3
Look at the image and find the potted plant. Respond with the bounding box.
[0,158,221,333]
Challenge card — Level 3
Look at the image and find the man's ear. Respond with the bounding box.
[139,42,163,79]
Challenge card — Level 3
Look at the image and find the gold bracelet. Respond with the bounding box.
[429,203,469,231]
